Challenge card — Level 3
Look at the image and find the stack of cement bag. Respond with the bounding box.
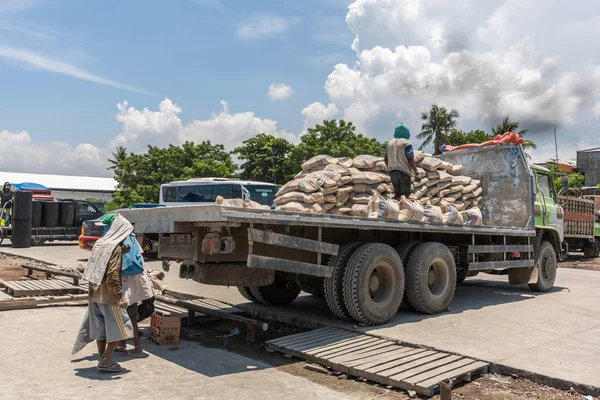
[273,154,484,226]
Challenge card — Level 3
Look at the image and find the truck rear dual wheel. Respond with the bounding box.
[395,241,421,310]
[583,239,600,258]
[529,241,557,292]
[237,286,258,302]
[250,281,301,306]
[342,243,404,326]
[406,242,457,315]
[323,242,362,320]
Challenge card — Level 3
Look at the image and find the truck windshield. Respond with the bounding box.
[244,185,276,206]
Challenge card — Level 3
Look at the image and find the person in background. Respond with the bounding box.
[384,123,419,201]
[115,232,154,357]
[73,213,134,373]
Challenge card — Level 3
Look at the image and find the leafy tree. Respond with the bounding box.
[109,141,237,208]
[107,146,128,171]
[417,105,460,154]
[232,133,295,185]
[443,129,491,146]
[546,163,585,194]
[492,116,536,149]
[288,119,386,177]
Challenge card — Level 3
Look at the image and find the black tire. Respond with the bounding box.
[406,242,457,314]
[529,241,557,292]
[584,238,600,258]
[237,286,258,303]
[456,269,468,284]
[250,281,301,306]
[323,242,362,320]
[342,243,404,325]
[395,241,421,310]
[31,237,46,246]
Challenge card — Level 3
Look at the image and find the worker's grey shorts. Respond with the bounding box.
[88,302,133,343]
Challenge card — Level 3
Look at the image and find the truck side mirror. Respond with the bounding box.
[562,176,569,192]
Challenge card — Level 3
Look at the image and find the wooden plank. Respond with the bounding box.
[289,332,359,352]
[377,353,453,380]
[415,361,489,389]
[325,340,395,362]
[391,355,463,381]
[346,347,422,369]
[469,260,534,271]
[311,336,383,356]
[402,358,474,384]
[468,245,533,253]
[269,328,340,346]
[308,336,381,356]
[247,255,333,278]
[273,329,348,348]
[248,228,339,256]
[325,343,400,364]
[365,351,440,375]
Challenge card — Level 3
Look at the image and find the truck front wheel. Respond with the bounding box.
[250,281,301,306]
[343,243,404,325]
[406,242,456,314]
[529,241,557,292]
[237,287,258,303]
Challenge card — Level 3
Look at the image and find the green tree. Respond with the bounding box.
[107,146,128,171]
[492,116,536,149]
[443,129,491,146]
[288,119,385,177]
[232,133,295,185]
[110,141,237,208]
[417,105,460,154]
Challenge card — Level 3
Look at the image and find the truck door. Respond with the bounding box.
[75,201,103,227]
[535,172,564,242]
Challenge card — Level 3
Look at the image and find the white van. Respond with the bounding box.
[159,178,277,207]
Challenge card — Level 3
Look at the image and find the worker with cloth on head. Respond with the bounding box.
[72,213,134,373]
[384,123,419,201]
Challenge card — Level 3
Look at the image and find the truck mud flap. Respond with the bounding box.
[180,262,275,287]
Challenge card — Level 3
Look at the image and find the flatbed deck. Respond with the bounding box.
[120,205,535,237]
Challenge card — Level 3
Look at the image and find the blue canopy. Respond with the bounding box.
[11,182,51,192]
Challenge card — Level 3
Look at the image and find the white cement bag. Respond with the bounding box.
[398,197,425,221]
[422,205,443,223]
[368,161,387,172]
[415,167,426,179]
[443,206,464,225]
[353,193,372,204]
[273,191,325,206]
[320,186,338,195]
[368,192,400,219]
[449,165,464,176]
[336,157,353,168]
[352,155,382,170]
[277,178,324,196]
[419,157,442,171]
[452,175,471,185]
[351,172,390,184]
[325,163,353,176]
[414,151,430,163]
[340,176,353,185]
[301,155,338,171]
[276,202,323,214]
[338,185,354,196]
[462,208,483,226]
[350,204,369,217]
[305,170,342,188]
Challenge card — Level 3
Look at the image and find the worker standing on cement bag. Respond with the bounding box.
[72,213,134,373]
[384,123,419,201]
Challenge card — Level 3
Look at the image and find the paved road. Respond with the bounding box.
[2,243,599,390]
[0,307,363,400]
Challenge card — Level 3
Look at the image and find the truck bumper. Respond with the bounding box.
[79,235,99,251]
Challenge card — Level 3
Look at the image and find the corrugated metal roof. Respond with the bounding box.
[0,171,117,192]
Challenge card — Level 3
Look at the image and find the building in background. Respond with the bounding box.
[577,148,600,186]
[535,161,576,174]
[0,171,116,202]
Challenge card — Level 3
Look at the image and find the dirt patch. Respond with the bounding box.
[0,253,48,281]
[173,317,596,400]
[560,252,600,272]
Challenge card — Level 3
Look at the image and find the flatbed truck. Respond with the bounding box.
[120,145,564,325]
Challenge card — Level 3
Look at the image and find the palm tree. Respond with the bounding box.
[492,116,536,149]
[417,105,460,154]
[108,146,128,171]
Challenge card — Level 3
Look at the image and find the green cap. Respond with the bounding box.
[101,213,116,226]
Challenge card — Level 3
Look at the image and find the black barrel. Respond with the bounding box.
[41,201,59,227]
[32,201,42,227]
[58,201,75,227]
[11,218,32,248]
[12,191,33,220]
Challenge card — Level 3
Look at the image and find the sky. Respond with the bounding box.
[0,0,599,177]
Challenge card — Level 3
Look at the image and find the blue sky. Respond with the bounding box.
[1,0,599,176]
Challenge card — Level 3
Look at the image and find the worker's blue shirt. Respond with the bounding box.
[122,235,144,276]
[384,144,414,158]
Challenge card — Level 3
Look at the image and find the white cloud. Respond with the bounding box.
[0,45,155,96]
[237,15,294,41]
[593,101,600,118]
[0,130,108,176]
[267,83,293,101]
[110,98,183,151]
[301,102,340,130]
[316,0,600,160]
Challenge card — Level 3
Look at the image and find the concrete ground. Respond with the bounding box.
[2,243,599,392]
[0,307,363,400]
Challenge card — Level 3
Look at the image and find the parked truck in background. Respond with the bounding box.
[559,195,600,258]
[120,145,564,326]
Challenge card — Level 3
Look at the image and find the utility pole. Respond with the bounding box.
[553,125,559,170]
